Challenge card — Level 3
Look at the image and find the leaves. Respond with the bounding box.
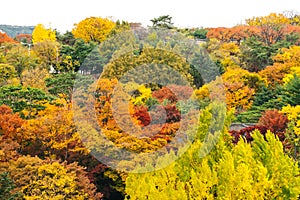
[0,32,15,44]
[0,85,54,118]
[32,24,56,44]
[72,17,116,43]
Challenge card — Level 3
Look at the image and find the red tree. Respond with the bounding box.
[258,109,288,140]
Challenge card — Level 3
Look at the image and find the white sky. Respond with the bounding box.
[0,0,299,33]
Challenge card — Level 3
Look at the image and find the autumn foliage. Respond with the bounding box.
[1,12,300,200]
[0,105,24,140]
[0,32,15,44]
[72,17,116,43]
[258,109,288,135]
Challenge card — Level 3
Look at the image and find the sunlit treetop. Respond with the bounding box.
[72,17,116,43]
[32,24,56,44]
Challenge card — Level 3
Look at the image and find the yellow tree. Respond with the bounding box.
[21,100,87,160]
[32,24,56,44]
[281,105,300,162]
[72,17,116,43]
[206,39,241,69]
[125,106,300,200]
[2,156,103,199]
[222,67,265,113]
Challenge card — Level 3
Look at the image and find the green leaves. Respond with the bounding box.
[0,85,54,118]
[150,15,174,29]
[281,74,300,106]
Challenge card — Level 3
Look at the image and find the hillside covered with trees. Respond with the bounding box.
[0,12,300,199]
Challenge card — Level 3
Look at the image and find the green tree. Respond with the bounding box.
[236,85,283,123]
[281,74,300,106]
[241,36,274,72]
[192,28,208,40]
[150,15,174,29]
[0,85,54,118]
[57,31,76,46]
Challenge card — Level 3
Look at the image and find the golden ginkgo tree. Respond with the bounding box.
[72,17,116,43]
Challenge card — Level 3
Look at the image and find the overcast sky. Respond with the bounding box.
[1,0,299,32]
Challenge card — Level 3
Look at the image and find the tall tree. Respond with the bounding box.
[150,15,174,29]
[246,13,290,46]
[5,44,40,77]
[72,17,116,43]
[32,24,56,44]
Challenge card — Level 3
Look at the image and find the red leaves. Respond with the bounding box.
[206,26,260,43]
[230,110,288,144]
[152,85,193,103]
[152,87,177,103]
[229,125,268,144]
[133,106,151,126]
[164,104,181,123]
[258,109,288,141]
[258,109,288,134]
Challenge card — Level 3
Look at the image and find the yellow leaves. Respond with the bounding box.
[193,84,210,100]
[222,67,261,113]
[281,105,300,136]
[21,100,88,157]
[72,17,116,43]
[22,162,88,199]
[32,40,60,67]
[273,46,300,65]
[126,130,300,199]
[0,63,17,86]
[257,45,300,87]
[21,67,50,90]
[219,42,241,68]
[56,55,79,72]
[281,105,300,121]
[246,13,290,26]
[131,85,152,105]
[283,67,300,84]
[32,24,56,44]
